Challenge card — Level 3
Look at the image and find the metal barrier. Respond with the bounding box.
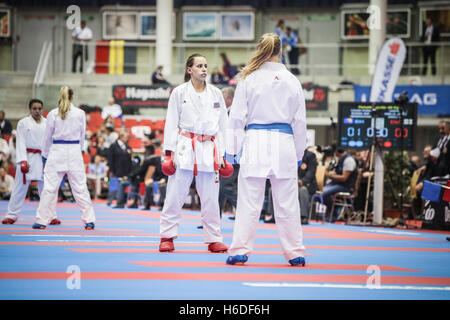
[33,41,52,97]
[45,39,450,79]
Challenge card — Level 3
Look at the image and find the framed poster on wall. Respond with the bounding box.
[220,12,254,40]
[0,9,10,37]
[341,8,410,40]
[419,7,450,37]
[139,12,176,40]
[183,12,218,41]
[103,11,138,40]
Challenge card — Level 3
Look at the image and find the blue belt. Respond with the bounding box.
[246,123,293,135]
[53,140,80,144]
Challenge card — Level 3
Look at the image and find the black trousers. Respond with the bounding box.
[422,46,437,75]
[72,44,88,73]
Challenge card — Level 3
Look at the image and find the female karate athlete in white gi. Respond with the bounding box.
[225,33,307,266]
[159,54,229,253]
[2,99,56,225]
[32,86,96,230]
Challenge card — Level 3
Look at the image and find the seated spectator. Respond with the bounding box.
[210,67,226,85]
[0,136,10,158]
[0,111,12,137]
[152,66,170,85]
[140,145,167,209]
[0,167,13,200]
[415,147,448,194]
[107,131,132,208]
[101,97,122,120]
[87,155,108,199]
[314,148,358,222]
[408,154,421,176]
[297,149,318,224]
[8,130,16,165]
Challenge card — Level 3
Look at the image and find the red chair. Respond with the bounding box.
[128,138,142,150]
[153,120,165,132]
[43,110,49,118]
[140,119,153,128]
[2,134,11,143]
[114,118,123,128]
[124,118,139,129]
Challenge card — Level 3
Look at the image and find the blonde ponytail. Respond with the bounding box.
[58,86,73,120]
[240,33,281,79]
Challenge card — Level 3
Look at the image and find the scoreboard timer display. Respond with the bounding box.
[338,102,417,150]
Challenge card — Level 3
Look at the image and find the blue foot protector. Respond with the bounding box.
[32,223,46,229]
[85,222,95,230]
[226,255,248,265]
[289,256,306,267]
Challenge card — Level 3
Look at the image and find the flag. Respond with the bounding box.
[421,180,442,203]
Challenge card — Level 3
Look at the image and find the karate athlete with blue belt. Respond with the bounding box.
[225,33,307,266]
[32,86,96,230]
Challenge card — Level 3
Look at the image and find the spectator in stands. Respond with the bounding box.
[87,155,108,200]
[421,17,440,76]
[140,145,167,209]
[298,149,318,225]
[319,148,358,221]
[72,20,93,73]
[0,136,10,159]
[103,122,119,148]
[0,167,13,200]
[285,27,300,75]
[96,136,109,160]
[211,67,226,85]
[107,131,132,208]
[152,66,170,85]
[415,147,448,194]
[0,110,12,137]
[408,154,421,176]
[274,20,287,64]
[101,97,122,120]
[127,154,144,208]
[220,52,234,80]
[434,120,450,171]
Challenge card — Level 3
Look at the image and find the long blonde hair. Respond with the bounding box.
[240,33,281,79]
[58,86,73,120]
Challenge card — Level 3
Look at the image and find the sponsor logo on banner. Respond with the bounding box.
[113,85,174,109]
[354,85,450,115]
[302,83,328,110]
[370,38,406,102]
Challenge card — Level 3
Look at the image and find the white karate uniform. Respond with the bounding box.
[5,115,47,221]
[35,104,95,226]
[226,61,307,261]
[160,81,228,243]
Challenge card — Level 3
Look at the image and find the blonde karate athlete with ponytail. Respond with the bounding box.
[32,86,96,230]
[159,54,232,253]
[225,33,307,266]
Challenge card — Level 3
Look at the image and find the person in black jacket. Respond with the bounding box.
[298,149,318,224]
[107,131,132,208]
[0,111,13,137]
[421,18,440,76]
[140,145,167,209]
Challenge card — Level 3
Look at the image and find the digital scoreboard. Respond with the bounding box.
[338,102,417,150]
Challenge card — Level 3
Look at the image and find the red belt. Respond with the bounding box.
[179,129,218,176]
[26,148,41,154]
[22,149,41,184]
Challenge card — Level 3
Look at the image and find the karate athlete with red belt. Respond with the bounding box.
[32,86,96,230]
[2,99,56,225]
[159,53,233,253]
[226,33,307,267]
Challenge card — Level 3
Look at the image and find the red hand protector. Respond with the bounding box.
[219,157,234,178]
[161,151,176,176]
